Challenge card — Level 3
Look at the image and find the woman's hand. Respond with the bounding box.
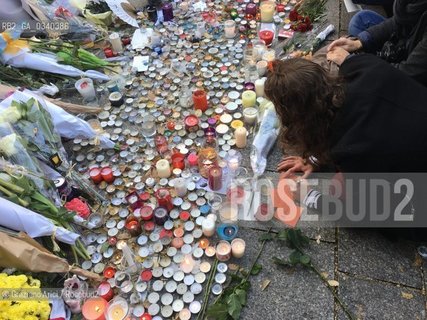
[328,37,362,53]
[327,47,350,66]
[277,156,314,179]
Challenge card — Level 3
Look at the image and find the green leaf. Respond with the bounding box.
[287,229,309,251]
[206,303,229,320]
[227,294,242,320]
[235,289,247,306]
[272,256,294,267]
[289,250,302,265]
[276,229,288,241]
[258,233,274,242]
[250,263,262,275]
[300,254,311,266]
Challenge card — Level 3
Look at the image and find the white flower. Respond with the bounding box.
[0,106,21,123]
[0,134,18,156]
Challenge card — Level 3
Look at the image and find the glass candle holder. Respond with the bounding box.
[259,29,275,46]
[251,39,267,61]
[171,152,185,169]
[193,89,208,112]
[224,20,236,39]
[155,135,169,155]
[260,1,275,23]
[155,188,174,211]
[141,115,157,138]
[75,78,96,101]
[162,2,174,21]
[245,2,257,16]
[125,215,141,237]
[208,194,223,213]
[243,107,259,125]
[208,166,223,191]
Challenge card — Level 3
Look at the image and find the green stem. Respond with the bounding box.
[309,264,356,320]
[0,177,25,194]
[71,245,79,265]
[197,258,219,320]
[245,227,272,281]
[0,185,29,207]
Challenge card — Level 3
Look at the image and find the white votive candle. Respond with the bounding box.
[243,107,258,125]
[109,32,123,53]
[231,238,246,258]
[156,159,171,178]
[235,127,247,149]
[216,240,232,261]
[202,218,216,237]
[180,254,195,273]
[224,20,236,39]
[174,178,187,197]
[255,78,266,97]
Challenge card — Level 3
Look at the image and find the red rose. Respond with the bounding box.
[297,14,303,21]
[304,16,311,24]
[65,198,90,219]
[289,10,298,21]
[297,23,308,32]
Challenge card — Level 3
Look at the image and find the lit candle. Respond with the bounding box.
[125,215,141,237]
[216,241,232,262]
[82,297,108,320]
[174,178,188,197]
[235,127,247,149]
[179,308,191,320]
[103,266,116,279]
[109,32,123,53]
[98,281,114,301]
[202,218,215,237]
[193,89,208,112]
[106,297,129,320]
[260,1,275,22]
[171,152,186,170]
[255,78,266,97]
[241,90,256,108]
[208,166,223,191]
[75,78,96,101]
[224,20,236,38]
[156,159,171,178]
[231,238,246,258]
[89,167,103,184]
[199,238,210,249]
[101,166,115,183]
[180,254,195,273]
[219,203,239,222]
[259,29,275,46]
[257,60,268,76]
[243,107,259,125]
[262,49,276,62]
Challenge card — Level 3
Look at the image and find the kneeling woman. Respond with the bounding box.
[264,52,427,228]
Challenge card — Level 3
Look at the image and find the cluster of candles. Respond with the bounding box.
[89,166,115,184]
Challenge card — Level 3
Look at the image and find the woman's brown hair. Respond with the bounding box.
[264,58,345,163]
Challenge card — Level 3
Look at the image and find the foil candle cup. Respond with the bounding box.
[216,240,232,262]
[193,89,208,112]
[208,166,223,191]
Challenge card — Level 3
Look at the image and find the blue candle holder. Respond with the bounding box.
[200,204,211,215]
[217,223,238,241]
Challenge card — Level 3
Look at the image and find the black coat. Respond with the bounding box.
[360,7,427,86]
[329,54,427,173]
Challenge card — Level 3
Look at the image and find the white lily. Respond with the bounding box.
[0,133,18,156]
[0,106,21,124]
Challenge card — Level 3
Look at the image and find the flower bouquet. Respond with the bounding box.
[0,273,51,320]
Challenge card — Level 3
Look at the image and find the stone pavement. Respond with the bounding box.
[236,1,427,319]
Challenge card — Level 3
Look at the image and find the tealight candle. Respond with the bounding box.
[235,127,247,149]
[180,254,195,273]
[224,20,236,38]
[109,32,123,53]
[205,246,216,257]
[106,297,129,320]
[216,241,232,262]
[103,266,116,279]
[202,218,215,237]
[75,78,96,101]
[241,90,257,108]
[98,281,114,302]
[255,78,266,97]
[231,238,246,258]
[199,238,210,249]
[156,159,171,178]
[82,297,108,320]
[260,1,275,22]
[243,107,259,125]
[174,178,188,197]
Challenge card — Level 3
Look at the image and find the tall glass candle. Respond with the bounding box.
[208,166,223,191]
[224,20,236,38]
[174,178,188,197]
[109,32,123,53]
[193,89,208,112]
[98,281,114,301]
[156,159,171,178]
[260,1,275,22]
[255,78,266,97]
[82,297,108,320]
[241,90,256,108]
[155,188,174,211]
[231,238,246,258]
[235,127,247,148]
[162,2,174,21]
[245,3,257,16]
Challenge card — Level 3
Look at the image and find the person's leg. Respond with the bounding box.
[348,10,387,36]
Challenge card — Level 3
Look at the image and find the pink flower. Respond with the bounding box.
[65,198,90,219]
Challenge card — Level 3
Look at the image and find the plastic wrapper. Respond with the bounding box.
[250,106,279,177]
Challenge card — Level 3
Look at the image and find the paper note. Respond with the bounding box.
[343,0,362,13]
[132,56,150,72]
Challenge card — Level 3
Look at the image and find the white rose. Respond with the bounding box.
[0,134,18,156]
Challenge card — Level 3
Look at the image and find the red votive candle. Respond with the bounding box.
[155,135,169,155]
[100,167,115,183]
[188,153,199,167]
[140,269,153,282]
[139,192,150,202]
[103,266,116,279]
[167,121,175,131]
[208,167,223,191]
[259,30,275,46]
[139,206,154,221]
[155,188,174,211]
[144,221,155,232]
[121,36,131,46]
[125,215,141,236]
[97,281,114,301]
[89,167,103,184]
[104,48,114,58]
[245,3,257,16]
[276,4,285,12]
[184,115,200,132]
[171,152,185,170]
[193,90,208,112]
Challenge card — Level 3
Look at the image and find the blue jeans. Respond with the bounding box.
[348,10,386,36]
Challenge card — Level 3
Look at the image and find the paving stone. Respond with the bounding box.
[337,272,426,320]
[234,228,335,320]
[338,229,423,288]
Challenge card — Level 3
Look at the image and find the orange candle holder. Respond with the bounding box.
[193,90,208,112]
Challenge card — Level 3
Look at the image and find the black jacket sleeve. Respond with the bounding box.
[360,17,397,53]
